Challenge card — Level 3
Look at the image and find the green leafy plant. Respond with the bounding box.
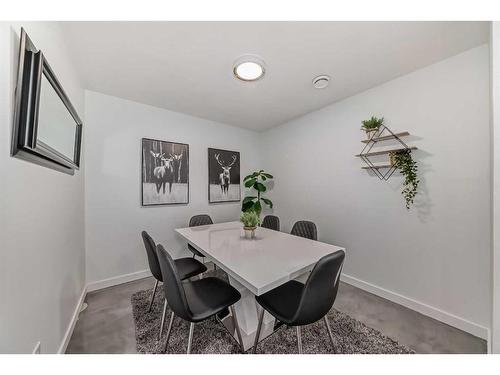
[241,170,274,216]
[240,210,260,228]
[361,116,384,130]
[393,150,419,209]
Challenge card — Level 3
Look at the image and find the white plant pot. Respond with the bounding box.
[243,226,256,239]
[390,153,397,167]
[365,129,378,140]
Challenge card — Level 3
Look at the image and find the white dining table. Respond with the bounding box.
[175,221,345,350]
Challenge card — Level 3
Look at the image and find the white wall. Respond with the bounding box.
[0,22,85,353]
[262,45,491,337]
[0,23,491,353]
[491,22,500,353]
[84,91,262,285]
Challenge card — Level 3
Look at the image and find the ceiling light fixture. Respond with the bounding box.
[313,75,330,89]
[233,55,265,82]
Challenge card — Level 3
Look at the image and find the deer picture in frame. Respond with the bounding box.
[142,138,189,206]
[208,148,241,203]
[150,152,174,195]
[215,153,237,194]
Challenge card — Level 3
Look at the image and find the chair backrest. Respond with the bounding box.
[189,214,213,227]
[156,244,192,321]
[141,231,162,281]
[262,215,280,231]
[290,220,317,241]
[292,250,345,325]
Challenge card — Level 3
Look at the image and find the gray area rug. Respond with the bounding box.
[131,271,414,354]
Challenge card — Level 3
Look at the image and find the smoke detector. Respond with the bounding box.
[313,75,330,89]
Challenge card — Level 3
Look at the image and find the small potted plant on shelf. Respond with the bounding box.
[389,151,397,167]
[361,116,384,140]
[240,210,260,239]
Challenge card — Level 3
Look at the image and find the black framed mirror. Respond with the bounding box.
[11,28,83,174]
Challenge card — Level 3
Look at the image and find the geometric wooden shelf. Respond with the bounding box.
[361,132,410,143]
[357,124,416,181]
[355,146,417,157]
[361,164,393,169]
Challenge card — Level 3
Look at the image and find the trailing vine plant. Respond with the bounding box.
[393,150,419,209]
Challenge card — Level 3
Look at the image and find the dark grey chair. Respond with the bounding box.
[187,214,213,258]
[156,244,244,354]
[141,231,207,339]
[290,220,317,241]
[262,215,280,231]
[253,250,345,354]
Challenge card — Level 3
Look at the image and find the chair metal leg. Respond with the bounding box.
[187,322,195,354]
[296,326,302,354]
[324,316,336,353]
[229,305,244,353]
[148,280,159,312]
[159,299,167,340]
[252,307,265,354]
[163,311,175,353]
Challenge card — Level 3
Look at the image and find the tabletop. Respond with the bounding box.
[175,221,345,295]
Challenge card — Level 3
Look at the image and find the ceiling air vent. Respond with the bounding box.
[312,75,330,89]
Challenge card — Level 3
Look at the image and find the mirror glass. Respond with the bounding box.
[36,73,77,160]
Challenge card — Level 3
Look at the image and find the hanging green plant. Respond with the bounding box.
[393,150,419,209]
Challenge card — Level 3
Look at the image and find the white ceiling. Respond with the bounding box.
[60,22,489,131]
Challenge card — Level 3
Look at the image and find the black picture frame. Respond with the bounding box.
[141,138,189,206]
[208,148,241,204]
[11,28,83,175]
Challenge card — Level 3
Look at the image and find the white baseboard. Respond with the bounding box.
[86,269,152,292]
[58,269,489,353]
[341,273,490,341]
[488,329,492,353]
[57,269,152,353]
[57,285,87,354]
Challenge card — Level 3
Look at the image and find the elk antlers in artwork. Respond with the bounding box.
[215,153,237,168]
[150,151,165,159]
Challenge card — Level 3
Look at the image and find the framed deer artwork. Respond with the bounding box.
[208,148,241,203]
[141,138,189,206]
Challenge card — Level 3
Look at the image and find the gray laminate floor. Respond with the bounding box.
[66,277,487,354]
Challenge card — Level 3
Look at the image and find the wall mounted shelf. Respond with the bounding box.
[355,146,417,157]
[357,124,416,180]
[360,131,410,143]
[361,164,392,169]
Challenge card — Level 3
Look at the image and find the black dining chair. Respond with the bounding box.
[262,215,280,231]
[290,220,317,241]
[252,250,345,354]
[187,214,213,258]
[156,244,244,354]
[141,231,207,339]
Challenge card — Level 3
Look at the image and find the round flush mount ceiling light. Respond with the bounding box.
[233,55,266,82]
[312,75,330,89]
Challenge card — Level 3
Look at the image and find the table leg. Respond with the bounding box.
[219,276,275,351]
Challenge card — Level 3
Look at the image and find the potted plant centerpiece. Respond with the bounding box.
[241,170,274,238]
[240,211,260,239]
[361,116,384,140]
